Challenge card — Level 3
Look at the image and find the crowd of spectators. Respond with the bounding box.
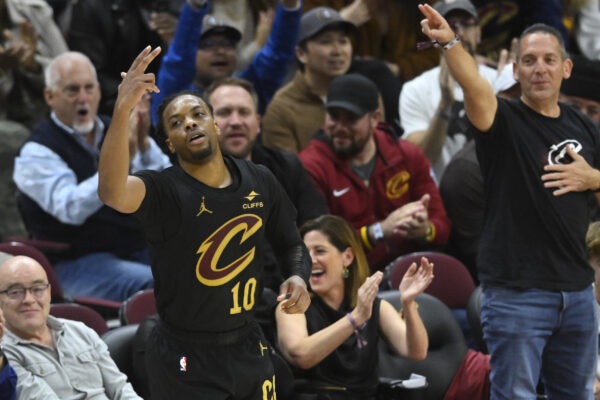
[1,0,600,398]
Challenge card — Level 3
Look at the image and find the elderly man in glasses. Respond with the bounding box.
[0,256,141,399]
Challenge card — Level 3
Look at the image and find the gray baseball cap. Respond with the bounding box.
[201,14,242,42]
[433,0,479,21]
[298,7,356,44]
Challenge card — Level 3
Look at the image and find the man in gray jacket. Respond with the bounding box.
[0,255,141,399]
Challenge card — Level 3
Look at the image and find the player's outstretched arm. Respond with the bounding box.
[418,3,497,132]
[98,46,161,213]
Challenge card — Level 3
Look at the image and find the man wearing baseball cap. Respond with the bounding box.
[299,74,450,271]
[399,0,505,182]
[150,0,302,124]
[262,7,356,154]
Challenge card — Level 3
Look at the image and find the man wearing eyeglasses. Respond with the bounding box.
[0,256,141,399]
[150,0,301,125]
[399,0,505,182]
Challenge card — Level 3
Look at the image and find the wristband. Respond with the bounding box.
[346,313,368,348]
[360,226,373,250]
[441,34,460,51]
[371,222,384,242]
[425,222,436,242]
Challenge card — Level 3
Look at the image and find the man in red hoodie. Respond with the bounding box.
[299,74,450,271]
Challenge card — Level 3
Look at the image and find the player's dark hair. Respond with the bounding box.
[155,90,212,143]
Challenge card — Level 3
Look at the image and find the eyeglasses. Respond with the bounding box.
[0,283,50,301]
[198,38,237,50]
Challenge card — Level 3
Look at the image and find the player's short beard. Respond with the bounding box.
[191,143,214,162]
[73,120,95,135]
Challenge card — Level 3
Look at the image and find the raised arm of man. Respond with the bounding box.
[418,4,496,132]
[98,47,162,213]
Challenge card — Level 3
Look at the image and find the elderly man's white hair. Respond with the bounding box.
[44,51,98,90]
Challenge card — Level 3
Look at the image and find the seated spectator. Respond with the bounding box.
[0,307,17,400]
[262,6,355,153]
[204,77,327,289]
[150,0,301,124]
[0,256,141,399]
[0,0,68,241]
[13,52,170,301]
[276,214,432,399]
[300,74,450,271]
[66,0,182,115]
[210,0,277,74]
[303,0,439,81]
[399,0,502,181]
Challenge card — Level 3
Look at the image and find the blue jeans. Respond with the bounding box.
[481,285,597,400]
[55,250,154,301]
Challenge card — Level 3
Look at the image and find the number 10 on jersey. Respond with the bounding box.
[230,277,257,314]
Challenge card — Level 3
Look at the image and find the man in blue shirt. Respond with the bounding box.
[13,52,171,302]
[150,0,302,124]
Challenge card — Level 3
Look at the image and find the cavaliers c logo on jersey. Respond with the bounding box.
[196,214,263,286]
[385,171,410,199]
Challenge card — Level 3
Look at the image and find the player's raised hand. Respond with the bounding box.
[115,46,162,114]
[418,3,455,45]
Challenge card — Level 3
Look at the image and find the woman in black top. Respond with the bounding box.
[275,215,433,399]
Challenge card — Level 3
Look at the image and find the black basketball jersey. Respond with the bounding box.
[472,97,600,290]
[134,156,302,333]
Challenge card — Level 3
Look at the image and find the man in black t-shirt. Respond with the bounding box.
[97,47,311,399]
[420,5,600,399]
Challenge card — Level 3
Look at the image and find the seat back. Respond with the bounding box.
[119,289,157,325]
[385,252,476,309]
[0,241,64,301]
[466,285,487,354]
[50,303,109,336]
[378,291,468,400]
[102,324,139,390]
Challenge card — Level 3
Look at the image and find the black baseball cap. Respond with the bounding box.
[326,74,379,116]
[298,7,356,44]
[200,14,242,42]
[434,0,479,21]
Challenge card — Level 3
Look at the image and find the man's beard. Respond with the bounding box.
[327,121,372,160]
[220,137,255,160]
[330,137,363,160]
[73,119,95,135]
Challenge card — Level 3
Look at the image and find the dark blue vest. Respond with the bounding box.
[18,116,147,261]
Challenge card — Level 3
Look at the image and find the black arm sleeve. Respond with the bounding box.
[279,242,311,286]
